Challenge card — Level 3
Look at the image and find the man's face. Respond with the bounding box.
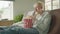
[34,4,42,12]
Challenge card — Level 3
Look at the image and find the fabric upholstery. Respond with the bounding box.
[48,9,60,34]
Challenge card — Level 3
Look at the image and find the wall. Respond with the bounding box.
[13,0,37,17]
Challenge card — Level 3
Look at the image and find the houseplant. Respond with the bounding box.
[14,14,23,23]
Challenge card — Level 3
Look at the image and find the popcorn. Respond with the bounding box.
[23,16,33,28]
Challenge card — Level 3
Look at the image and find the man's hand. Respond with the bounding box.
[24,16,34,19]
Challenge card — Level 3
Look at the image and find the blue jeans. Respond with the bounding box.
[18,27,39,34]
[0,26,39,34]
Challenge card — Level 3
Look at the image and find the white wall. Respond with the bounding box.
[13,0,37,17]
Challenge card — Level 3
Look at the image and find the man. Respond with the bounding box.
[12,1,51,34]
[11,1,51,34]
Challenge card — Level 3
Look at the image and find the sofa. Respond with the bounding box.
[48,9,60,34]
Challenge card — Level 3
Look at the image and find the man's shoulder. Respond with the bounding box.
[27,11,34,14]
[44,11,50,15]
[26,11,34,16]
[43,11,51,18]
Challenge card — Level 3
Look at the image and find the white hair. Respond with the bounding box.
[33,1,44,10]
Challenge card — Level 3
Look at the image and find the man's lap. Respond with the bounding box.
[18,27,39,34]
[10,26,39,34]
[0,26,39,34]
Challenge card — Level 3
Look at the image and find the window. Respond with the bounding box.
[0,1,13,20]
[45,0,51,10]
[53,0,59,9]
[45,0,60,10]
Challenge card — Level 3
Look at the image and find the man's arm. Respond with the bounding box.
[12,11,33,26]
[42,14,51,31]
[38,13,51,31]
